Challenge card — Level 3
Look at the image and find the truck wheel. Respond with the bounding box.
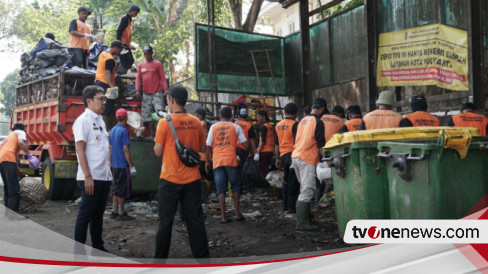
[42,158,64,200]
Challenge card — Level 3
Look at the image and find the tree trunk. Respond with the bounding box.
[228,0,243,30]
[242,0,265,32]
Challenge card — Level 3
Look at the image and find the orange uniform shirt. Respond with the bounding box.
[259,122,275,153]
[292,115,325,166]
[321,114,345,142]
[275,118,297,157]
[0,132,20,163]
[235,120,254,150]
[208,122,247,169]
[68,19,91,50]
[95,52,116,86]
[361,110,402,130]
[404,111,440,127]
[154,113,205,184]
[342,118,362,132]
[451,112,488,136]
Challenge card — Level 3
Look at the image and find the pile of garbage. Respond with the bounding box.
[19,38,70,84]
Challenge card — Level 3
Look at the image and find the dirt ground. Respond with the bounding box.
[24,189,348,260]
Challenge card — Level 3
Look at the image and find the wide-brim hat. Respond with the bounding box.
[376,91,395,106]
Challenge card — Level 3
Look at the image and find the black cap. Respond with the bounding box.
[195,108,206,118]
[219,107,232,118]
[346,105,362,115]
[166,84,188,105]
[142,45,153,53]
[284,103,298,115]
[410,95,428,112]
[127,5,140,12]
[461,102,477,112]
[110,40,124,48]
[332,105,345,116]
[77,7,92,15]
[12,122,25,131]
[312,98,327,109]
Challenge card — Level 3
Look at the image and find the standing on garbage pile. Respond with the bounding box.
[291,98,326,230]
[275,103,299,214]
[359,90,402,130]
[68,7,94,69]
[194,108,209,204]
[117,5,139,49]
[400,95,440,127]
[206,107,252,224]
[94,40,123,129]
[448,102,488,136]
[73,86,112,253]
[109,108,136,221]
[340,105,363,133]
[235,108,257,183]
[255,110,275,177]
[0,122,31,213]
[321,105,344,142]
[154,84,209,259]
[135,45,168,137]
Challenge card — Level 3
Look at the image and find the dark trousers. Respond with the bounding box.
[155,179,209,259]
[69,48,88,69]
[94,81,115,117]
[258,151,273,177]
[74,180,111,250]
[0,161,20,211]
[281,153,292,210]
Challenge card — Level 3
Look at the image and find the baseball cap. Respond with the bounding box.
[116,108,128,119]
[78,7,92,15]
[127,5,140,12]
[143,45,153,53]
[239,108,248,117]
[284,103,298,115]
[410,95,428,111]
[313,98,327,109]
[376,91,395,106]
[110,40,124,48]
[461,102,477,112]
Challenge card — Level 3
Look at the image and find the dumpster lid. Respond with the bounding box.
[325,127,479,149]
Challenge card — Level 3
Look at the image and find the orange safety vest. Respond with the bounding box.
[275,118,296,157]
[292,116,321,166]
[405,111,440,127]
[0,131,20,163]
[211,122,238,169]
[95,51,116,86]
[68,19,91,50]
[235,120,253,150]
[452,112,488,137]
[362,110,402,130]
[260,122,275,153]
[119,17,132,46]
[344,118,362,132]
[321,114,345,142]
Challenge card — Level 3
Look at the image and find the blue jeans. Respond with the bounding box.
[74,180,111,250]
[213,166,239,195]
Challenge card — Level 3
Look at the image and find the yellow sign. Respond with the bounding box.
[377,24,468,91]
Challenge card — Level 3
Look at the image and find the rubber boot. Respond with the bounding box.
[8,194,20,213]
[287,194,298,214]
[296,201,319,230]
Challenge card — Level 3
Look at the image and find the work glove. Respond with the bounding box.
[27,154,39,169]
[130,166,137,177]
[253,153,260,162]
[84,33,95,41]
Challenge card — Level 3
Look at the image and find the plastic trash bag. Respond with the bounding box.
[316,161,332,181]
[27,154,39,170]
[127,111,145,137]
[266,170,284,188]
[30,38,66,60]
[242,156,270,188]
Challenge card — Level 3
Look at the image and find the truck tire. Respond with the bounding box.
[42,158,64,200]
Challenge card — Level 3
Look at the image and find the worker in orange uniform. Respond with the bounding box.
[0,123,30,213]
[339,105,363,133]
[206,107,252,223]
[68,7,94,68]
[94,40,123,129]
[254,110,275,177]
[235,108,256,184]
[400,95,440,127]
[275,103,299,214]
[448,102,488,136]
[291,98,327,230]
[116,5,140,73]
[321,105,344,142]
[359,91,402,130]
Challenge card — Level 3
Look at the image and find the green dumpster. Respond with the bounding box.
[129,137,161,195]
[377,130,488,219]
[324,127,480,238]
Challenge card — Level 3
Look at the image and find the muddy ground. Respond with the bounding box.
[24,189,348,260]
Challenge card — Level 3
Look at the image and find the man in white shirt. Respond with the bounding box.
[73,85,112,253]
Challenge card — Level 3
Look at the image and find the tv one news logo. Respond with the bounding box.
[343,220,488,244]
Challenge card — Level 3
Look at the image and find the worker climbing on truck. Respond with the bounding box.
[68,7,94,69]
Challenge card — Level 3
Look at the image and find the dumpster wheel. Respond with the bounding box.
[42,158,64,200]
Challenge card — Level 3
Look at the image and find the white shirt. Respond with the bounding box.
[72,108,112,181]
[206,122,247,146]
[14,130,26,143]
